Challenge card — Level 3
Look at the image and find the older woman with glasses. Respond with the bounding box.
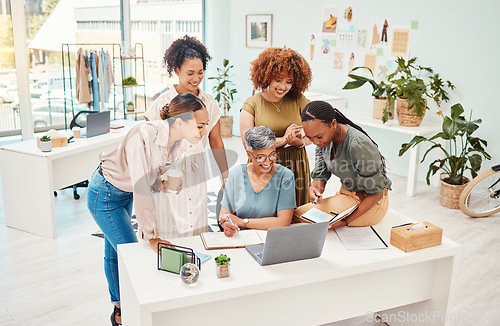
[219,126,296,237]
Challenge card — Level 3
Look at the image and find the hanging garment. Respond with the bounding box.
[75,48,91,104]
[100,49,109,104]
[90,51,100,111]
[98,49,106,106]
[105,51,114,98]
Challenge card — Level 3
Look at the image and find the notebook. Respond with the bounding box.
[200,229,264,250]
[84,111,110,138]
[245,222,329,266]
[300,204,358,226]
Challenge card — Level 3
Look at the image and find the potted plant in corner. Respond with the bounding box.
[343,66,395,121]
[39,135,52,152]
[209,59,238,138]
[399,103,491,209]
[215,253,231,278]
[386,57,455,126]
[126,101,135,112]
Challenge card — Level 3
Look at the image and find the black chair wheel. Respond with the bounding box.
[54,191,58,197]
[74,193,80,200]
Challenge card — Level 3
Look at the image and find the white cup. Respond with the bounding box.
[162,169,183,193]
[72,126,81,139]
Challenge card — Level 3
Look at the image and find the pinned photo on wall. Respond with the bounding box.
[376,64,390,81]
[390,28,411,58]
[322,7,338,33]
[306,33,318,61]
[364,53,377,74]
[338,5,356,30]
[355,29,370,50]
[344,6,353,23]
[319,37,335,60]
[370,22,381,49]
[337,32,354,48]
[333,51,345,71]
[380,19,390,46]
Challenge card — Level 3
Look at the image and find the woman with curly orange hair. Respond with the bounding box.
[240,47,313,206]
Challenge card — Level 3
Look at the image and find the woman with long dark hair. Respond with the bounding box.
[294,100,392,228]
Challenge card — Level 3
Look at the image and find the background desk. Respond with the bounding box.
[0,120,140,239]
[118,209,460,326]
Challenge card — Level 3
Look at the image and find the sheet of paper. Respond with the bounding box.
[201,230,264,249]
[335,226,388,250]
[301,207,332,223]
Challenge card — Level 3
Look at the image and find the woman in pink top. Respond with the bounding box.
[87,92,208,326]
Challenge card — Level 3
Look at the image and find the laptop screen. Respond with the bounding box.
[86,111,110,138]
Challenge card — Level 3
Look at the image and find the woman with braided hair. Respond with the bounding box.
[294,100,392,229]
[88,93,209,326]
[240,47,313,206]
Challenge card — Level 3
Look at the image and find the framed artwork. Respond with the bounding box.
[246,14,273,48]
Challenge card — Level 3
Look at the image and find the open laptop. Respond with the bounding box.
[83,111,110,138]
[246,222,329,266]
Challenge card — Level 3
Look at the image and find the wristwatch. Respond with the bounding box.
[243,218,249,228]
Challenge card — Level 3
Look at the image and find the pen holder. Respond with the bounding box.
[390,221,443,252]
[157,242,201,274]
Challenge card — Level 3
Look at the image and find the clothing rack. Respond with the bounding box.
[61,43,147,123]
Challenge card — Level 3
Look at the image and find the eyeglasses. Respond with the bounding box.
[249,151,279,163]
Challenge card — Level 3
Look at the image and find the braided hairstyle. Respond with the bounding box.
[162,35,212,76]
[302,101,388,176]
[160,92,206,125]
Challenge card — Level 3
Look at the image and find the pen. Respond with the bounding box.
[226,214,239,233]
[313,193,322,205]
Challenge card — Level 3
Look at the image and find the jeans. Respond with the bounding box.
[87,167,136,305]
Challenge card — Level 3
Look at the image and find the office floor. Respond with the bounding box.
[0,136,499,326]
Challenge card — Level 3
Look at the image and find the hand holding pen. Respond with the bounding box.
[223,214,240,237]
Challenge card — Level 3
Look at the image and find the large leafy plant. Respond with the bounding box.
[208,59,238,116]
[343,66,393,99]
[399,103,490,185]
[385,57,455,122]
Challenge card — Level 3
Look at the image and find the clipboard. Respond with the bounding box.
[157,242,201,274]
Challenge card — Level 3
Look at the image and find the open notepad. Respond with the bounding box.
[200,230,264,250]
[300,204,358,225]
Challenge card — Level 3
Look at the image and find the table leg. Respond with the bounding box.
[407,144,420,196]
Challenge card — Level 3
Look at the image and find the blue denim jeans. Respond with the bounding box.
[87,167,136,305]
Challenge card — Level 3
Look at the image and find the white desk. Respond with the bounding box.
[0,120,140,239]
[118,209,460,326]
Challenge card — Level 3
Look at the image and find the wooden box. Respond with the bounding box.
[390,221,443,252]
[36,136,68,149]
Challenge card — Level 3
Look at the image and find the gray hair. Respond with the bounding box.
[244,126,276,151]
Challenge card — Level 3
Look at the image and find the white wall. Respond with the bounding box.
[205,0,500,181]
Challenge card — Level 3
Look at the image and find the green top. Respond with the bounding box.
[241,93,309,136]
[311,125,392,195]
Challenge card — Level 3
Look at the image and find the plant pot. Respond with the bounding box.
[440,176,469,209]
[216,263,230,278]
[396,98,427,127]
[373,98,394,120]
[220,115,233,138]
[40,140,52,152]
[126,103,135,112]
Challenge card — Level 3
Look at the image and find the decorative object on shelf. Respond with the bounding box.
[122,76,138,86]
[209,59,238,138]
[215,254,231,278]
[386,57,455,126]
[399,103,491,209]
[126,101,135,112]
[179,263,200,284]
[342,66,394,121]
[246,14,273,48]
[39,135,52,152]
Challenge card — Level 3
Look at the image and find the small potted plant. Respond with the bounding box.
[342,66,395,121]
[126,101,135,112]
[122,76,138,86]
[39,135,52,152]
[386,57,455,126]
[209,59,238,138]
[215,253,231,278]
[399,103,491,209]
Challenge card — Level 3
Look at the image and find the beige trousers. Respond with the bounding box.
[293,186,389,226]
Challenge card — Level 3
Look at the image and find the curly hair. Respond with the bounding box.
[250,47,312,99]
[162,35,212,76]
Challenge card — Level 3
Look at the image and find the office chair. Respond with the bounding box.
[54,111,97,200]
